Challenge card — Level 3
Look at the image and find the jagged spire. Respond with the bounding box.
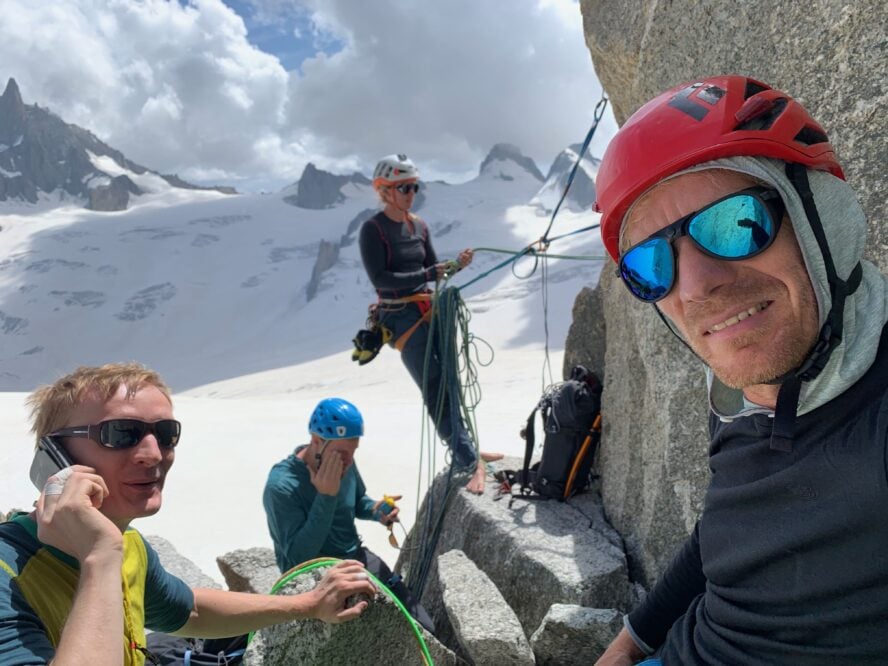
[1,78,23,106]
[0,77,25,120]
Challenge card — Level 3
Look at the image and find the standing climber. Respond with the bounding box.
[358,154,499,494]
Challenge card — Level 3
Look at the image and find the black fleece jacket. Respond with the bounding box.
[628,323,888,665]
[359,212,437,299]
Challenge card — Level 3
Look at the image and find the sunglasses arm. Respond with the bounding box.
[49,426,92,440]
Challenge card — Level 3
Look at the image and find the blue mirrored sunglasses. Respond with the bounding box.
[618,186,785,302]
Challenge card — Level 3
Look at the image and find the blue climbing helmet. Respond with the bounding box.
[308,398,364,440]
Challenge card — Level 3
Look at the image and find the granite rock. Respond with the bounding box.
[529,604,623,665]
[438,549,534,665]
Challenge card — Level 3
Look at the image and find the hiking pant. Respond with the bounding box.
[145,633,246,665]
[359,547,435,634]
[379,300,477,470]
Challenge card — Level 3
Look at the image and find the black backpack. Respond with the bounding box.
[504,365,602,502]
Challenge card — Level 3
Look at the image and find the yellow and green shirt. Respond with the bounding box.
[0,514,194,665]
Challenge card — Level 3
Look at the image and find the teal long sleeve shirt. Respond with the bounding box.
[262,446,391,573]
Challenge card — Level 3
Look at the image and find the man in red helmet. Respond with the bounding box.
[593,76,888,665]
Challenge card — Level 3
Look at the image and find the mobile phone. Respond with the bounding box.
[29,436,75,490]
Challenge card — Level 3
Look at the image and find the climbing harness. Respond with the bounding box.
[376,293,436,351]
[249,557,434,666]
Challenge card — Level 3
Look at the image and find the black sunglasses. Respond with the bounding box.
[50,419,182,449]
[395,182,420,195]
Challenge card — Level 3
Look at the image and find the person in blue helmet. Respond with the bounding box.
[262,397,434,633]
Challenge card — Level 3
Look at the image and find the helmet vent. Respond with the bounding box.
[793,125,829,146]
[735,98,787,131]
[744,80,769,99]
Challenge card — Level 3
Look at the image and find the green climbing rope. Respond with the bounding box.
[248,557,434,666]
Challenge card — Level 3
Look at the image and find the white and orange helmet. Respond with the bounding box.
[372,154,419,189]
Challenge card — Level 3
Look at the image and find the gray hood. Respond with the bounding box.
[667,156,888,419]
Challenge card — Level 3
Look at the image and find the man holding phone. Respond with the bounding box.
[0,363,377,666]
[263,397,434,633]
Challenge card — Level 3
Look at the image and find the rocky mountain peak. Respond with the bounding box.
[1,78,23,110]
[479,142,544,181]
[0,78,26,136]
[284,162,370,209]
[0,79,233,209]
[532,143,600,212]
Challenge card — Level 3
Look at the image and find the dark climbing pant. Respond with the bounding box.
[379,298,477,470]
[359,547,436,634]
[145,633,247,665]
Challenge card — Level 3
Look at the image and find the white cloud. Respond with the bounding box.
[0,0,616,190]
[284,0,618,178]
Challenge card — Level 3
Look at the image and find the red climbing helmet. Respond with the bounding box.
[595,75,845,261]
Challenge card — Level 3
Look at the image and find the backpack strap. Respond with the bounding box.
[520,408,537,494]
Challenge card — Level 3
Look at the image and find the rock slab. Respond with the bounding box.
[529,604,622,665]
[397,458,630,650]
[217,547,281,595]
[438,549,534,665]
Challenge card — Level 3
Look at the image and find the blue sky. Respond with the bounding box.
[0,0,616,191]
[219,0,344,72]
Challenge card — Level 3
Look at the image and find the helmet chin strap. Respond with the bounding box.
[312,438,330,466]
[766,163,861,451]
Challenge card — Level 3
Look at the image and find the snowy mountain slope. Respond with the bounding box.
[0,145,604,394]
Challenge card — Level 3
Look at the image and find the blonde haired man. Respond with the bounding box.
[0,362,376,665]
